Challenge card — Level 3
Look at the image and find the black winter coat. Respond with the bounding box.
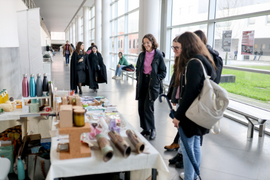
[167,73,179,104]
[85,52,107,89]
[70,51,87,91]
[207,45,223,84]
[174,54,217,138]
[135,49,167,102]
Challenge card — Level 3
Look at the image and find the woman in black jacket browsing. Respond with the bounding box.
[85,45,107,92]
[172,32,216,180]
[135,34,166,140]
[70,42,87,94]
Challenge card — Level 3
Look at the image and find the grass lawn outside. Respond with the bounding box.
[221,69,270,102]
[236,66,270,71]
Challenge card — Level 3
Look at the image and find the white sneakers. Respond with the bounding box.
[179,172,198,180]
[179,172,184,180]
[112,76,122,80]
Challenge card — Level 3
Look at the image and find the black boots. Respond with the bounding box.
[169,153,183,168]
[141,129,150,136]
[141,129,156,140]
[149,129,156,140]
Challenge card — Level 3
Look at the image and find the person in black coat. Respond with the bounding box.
[172,32,217,180]
[85,45,107,92]
[194,30,223,84]
[136,34,167,140]
[70,42,87,94]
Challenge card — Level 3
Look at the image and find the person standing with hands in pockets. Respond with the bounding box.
[135,34,166,140]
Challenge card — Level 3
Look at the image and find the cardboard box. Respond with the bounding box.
[60,105,73,128]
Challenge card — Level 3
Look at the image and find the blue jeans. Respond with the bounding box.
[115,65,125,76]
[179,131,201,180]
[65,54,70,64]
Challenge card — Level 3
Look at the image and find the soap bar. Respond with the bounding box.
[59,105,73,128]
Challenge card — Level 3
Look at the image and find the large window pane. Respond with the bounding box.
[214,16,270,61]
[117,36,125,53]
[216,0,270,18]
[111,37,115,53]
[92,18,95,28]
[172,0,209,26]
[118,0,125,16]
[171,24,207,59]
[111,21,115,36]
[111,3,115,19]
[118,17,125,35]
[128,0,139,11]
[92,29,95,41]
[128,11,139,33]
[128,34,139,54]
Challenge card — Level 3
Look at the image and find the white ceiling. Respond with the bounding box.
[34,0,94,32]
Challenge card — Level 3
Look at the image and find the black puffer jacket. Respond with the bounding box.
[206,45,223,84]
[174,54,217,138]
[135,49,167,102]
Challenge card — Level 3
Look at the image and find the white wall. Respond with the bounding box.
[40,27,51,46]
[0,0,25,47]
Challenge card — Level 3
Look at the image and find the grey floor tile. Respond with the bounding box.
[46,52,270,180]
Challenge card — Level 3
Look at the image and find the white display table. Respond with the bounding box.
[46,114,169,180]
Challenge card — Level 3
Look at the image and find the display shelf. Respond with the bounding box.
[21,96,50,100]
[0,108,55,121]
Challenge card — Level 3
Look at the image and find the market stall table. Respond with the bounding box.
[46,114,169,180]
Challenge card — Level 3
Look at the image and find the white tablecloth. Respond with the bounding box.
[46,115,169,180]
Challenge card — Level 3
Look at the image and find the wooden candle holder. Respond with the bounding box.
[58,122,91,160]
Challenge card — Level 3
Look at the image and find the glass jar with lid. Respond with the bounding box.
[74,109,86,127]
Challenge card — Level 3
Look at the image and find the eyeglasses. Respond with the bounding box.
[142,42,151,46]
[171,46,180,51]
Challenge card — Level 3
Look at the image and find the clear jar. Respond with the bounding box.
[74,109,85,127]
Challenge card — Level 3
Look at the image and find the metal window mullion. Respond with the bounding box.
[110,31,138,38]
[207,0,216,47]
[110,8,139,22]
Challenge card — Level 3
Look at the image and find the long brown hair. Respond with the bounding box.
[141,34,159,52]
[173,36,180,75]
[75,42,85,55]
[175,32,216,86]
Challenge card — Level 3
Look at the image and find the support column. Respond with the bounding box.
[75,16,81,44]
[95,0,102,51]
[138,0,160,46]
[69,26,73,43]
[72,22,75,45]
[102,0,110,66]
[83,6,89,49]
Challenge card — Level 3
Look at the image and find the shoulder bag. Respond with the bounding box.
[185,59,229,130]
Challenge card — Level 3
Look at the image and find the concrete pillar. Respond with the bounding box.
[102,0,110,66]
[75,16,81,44]
[138,0,160,46]
[95,0,102,51]
[66,30,69,41]
[69,26,72,43]
[83,6,89,49]
[72,22,75,45]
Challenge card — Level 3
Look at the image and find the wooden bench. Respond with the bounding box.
[225,100,270,138]
[121,70,135,80]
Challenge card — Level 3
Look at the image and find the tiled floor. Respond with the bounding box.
[10,53,270,180]
[51,53,270,180]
